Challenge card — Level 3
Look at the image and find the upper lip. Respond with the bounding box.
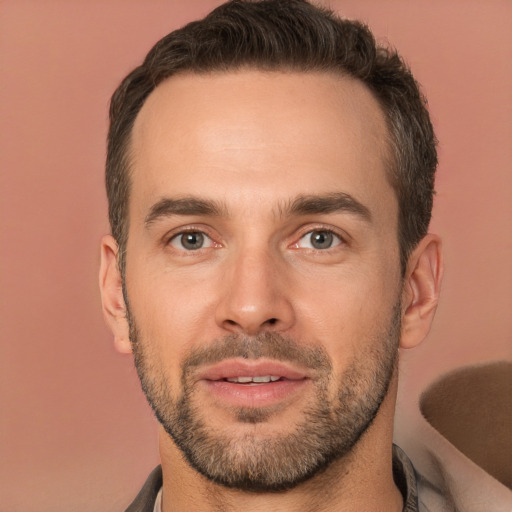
[196,358,310,382]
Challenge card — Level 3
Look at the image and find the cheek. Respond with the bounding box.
[292,266,399,355]
[126,263,220,355]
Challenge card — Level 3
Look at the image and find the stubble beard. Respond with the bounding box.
[126,301,400,492]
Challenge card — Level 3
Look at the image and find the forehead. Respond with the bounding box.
[129,70,394,220]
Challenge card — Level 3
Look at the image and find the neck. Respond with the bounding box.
[159,376,402,512]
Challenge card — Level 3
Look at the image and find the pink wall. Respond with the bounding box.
[1,1,510,510]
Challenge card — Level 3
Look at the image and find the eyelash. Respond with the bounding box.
[166,226,220,252]
[292,227,347,251]
[163,225,348,253]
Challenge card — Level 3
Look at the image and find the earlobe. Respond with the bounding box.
[400,234,443,349]
[99,235,132,354]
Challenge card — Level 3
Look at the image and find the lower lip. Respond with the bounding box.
[202,379,308,408]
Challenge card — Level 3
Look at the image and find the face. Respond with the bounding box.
[124,71,403,490]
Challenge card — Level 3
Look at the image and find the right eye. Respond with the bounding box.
[169,232,213,251]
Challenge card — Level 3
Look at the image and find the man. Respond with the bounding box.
[99,1,442,510]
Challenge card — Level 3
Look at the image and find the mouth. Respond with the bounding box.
[224,375,283,384]
[196,359,310,409]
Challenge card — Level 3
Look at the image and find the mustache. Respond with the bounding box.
[181,332,332,374]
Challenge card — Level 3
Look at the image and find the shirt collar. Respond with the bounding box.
[393,444,420,511]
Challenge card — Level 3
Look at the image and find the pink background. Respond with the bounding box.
[1,1,511,510]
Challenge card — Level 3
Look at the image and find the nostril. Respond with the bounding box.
[220,317,282,333]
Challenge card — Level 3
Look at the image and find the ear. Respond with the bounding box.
[400,233,443,349]
[99,235,132,354]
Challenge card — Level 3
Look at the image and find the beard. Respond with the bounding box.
[126,301,400,492]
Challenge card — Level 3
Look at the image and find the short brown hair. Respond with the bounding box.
[107,0,437,274]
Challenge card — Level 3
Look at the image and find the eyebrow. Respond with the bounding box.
[285,193,372,222]
[144,197,226,226]
[144,192,372,227]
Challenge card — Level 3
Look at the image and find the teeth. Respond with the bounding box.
[226,376,281,383]
[236,376,253,383]
[252,376,270,383]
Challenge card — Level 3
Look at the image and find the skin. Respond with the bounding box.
[100,70,443,511]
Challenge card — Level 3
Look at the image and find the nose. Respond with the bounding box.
[215,247,295,335]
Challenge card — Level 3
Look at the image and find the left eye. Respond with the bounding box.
[169,232,213,251]
[296,230,342,250]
